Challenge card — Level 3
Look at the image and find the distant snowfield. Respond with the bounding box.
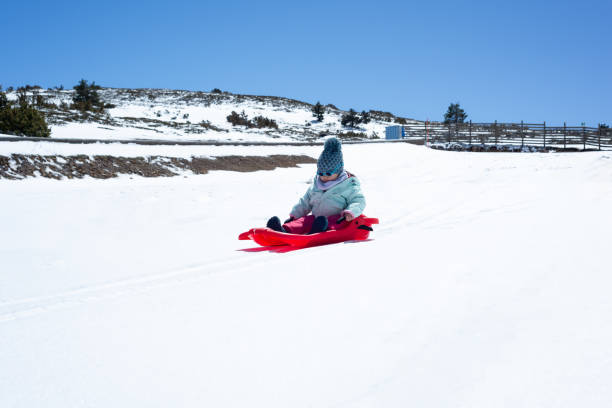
[49,121,293,142]
[0,137,322,159]
[1,143,612,407]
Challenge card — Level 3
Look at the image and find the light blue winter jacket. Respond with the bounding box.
[290,172,366,218]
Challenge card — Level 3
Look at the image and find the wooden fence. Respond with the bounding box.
[400,121,612,150]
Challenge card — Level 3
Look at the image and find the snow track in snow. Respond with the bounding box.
[0,251,291,324]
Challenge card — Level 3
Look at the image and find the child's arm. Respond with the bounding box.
[342,179,366,220]
[289,187,313,219]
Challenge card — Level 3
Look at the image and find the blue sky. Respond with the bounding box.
[2,0,610,126]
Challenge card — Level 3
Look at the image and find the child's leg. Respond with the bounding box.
[325,214,344,231]
[283,215,315,234]
[283,214,347,234]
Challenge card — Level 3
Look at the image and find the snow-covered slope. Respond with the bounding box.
[1,143,611,407]
[5,88,419,142]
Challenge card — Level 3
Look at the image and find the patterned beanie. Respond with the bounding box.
[317,137,344,175]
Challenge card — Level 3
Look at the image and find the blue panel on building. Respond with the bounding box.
[385,125,403,140]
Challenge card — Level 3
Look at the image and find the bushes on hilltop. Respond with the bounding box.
[16,85,42,92]
[252,115,278,129]
[226,110,278,129]
[227,110,250,127]
[0,90,51,137]
[340,109,372,128]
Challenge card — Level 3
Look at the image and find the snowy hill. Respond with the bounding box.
[1,142,612,406]
[5,87,419,142]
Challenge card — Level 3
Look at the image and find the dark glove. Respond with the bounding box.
[284,216,295,224]
[336,216,346,224]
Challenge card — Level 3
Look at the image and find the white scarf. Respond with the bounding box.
[316,171,348,191]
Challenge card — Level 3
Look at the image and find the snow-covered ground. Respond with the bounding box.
[2,143,612,407]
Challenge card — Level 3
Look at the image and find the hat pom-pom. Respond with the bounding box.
[324,137,341,152]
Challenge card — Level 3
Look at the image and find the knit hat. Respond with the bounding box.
[317,137,344,175]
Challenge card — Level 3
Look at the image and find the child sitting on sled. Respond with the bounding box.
[267,137,366,234]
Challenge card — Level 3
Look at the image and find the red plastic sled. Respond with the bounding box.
[239,215,379,249]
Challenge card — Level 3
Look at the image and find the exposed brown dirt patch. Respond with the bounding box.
[0,154,316,180]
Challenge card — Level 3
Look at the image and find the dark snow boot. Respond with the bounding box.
[309,216,328,234]
[266,216,286,233]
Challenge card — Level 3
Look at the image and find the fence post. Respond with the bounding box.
[599,126,602,151]
[469,120,472,146]
[543,121,546,149]
[494,120,498,145]
[583,125,586,150]
[456,121,459,142]
[563,122,567,149]
[521,120,524,148]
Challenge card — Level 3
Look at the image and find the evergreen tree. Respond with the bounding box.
[312,101,325,121]
[72,79,102,111]
[599,123,609,129]
[360,110,371,125]
[443,103,468,124]
[340,109,360,128]
[0,98,51,138]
